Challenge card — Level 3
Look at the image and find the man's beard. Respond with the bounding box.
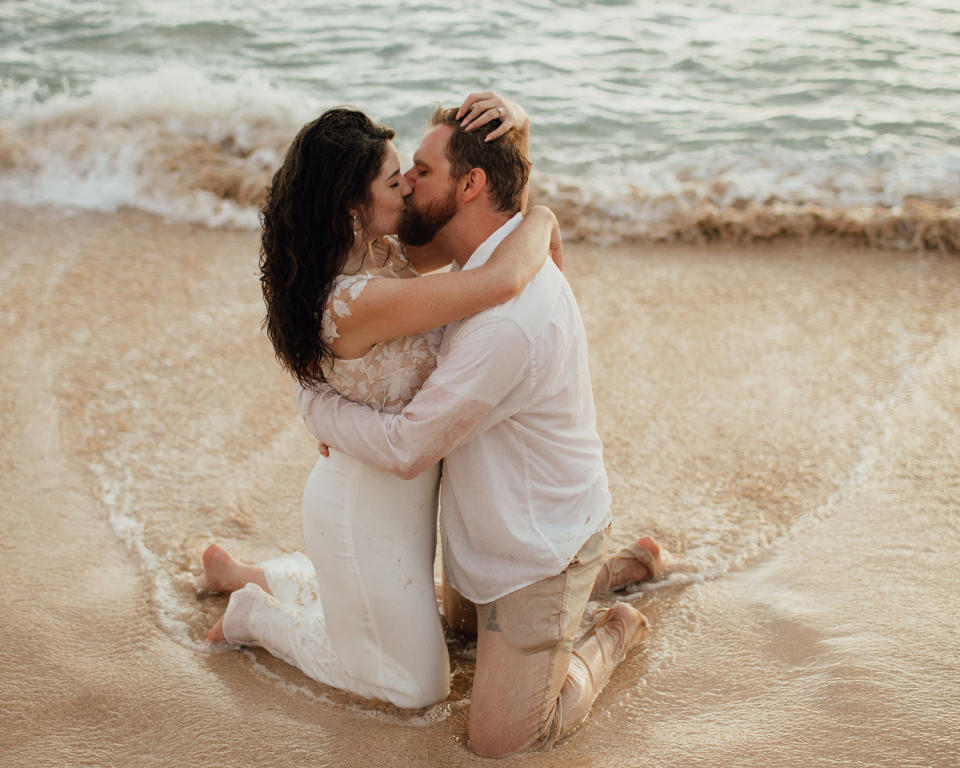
[398,183,458,246]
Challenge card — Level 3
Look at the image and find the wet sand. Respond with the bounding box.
[1,206,958,767]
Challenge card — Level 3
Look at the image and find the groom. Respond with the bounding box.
[297,103,657,756]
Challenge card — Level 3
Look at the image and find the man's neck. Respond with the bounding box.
[433,208,514,267]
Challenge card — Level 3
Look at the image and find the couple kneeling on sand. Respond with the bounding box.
[197,91,688,757]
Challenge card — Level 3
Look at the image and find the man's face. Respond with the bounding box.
[398,125,460,246]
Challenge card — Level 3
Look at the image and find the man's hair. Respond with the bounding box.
[430,107,531,214]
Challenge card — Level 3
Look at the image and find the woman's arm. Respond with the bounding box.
[330,206,562,359]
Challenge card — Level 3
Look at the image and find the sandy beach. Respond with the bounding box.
[2,205,958,768]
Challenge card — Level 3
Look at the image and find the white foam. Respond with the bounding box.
[3,70,958,238]
[783,329,928,540]
[89,447,468,724]
[541,147,960,231]
[90,456,207,652]
[0,69,309,227]
[240,649,467,726]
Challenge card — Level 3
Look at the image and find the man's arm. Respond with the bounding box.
[298,318,530,479]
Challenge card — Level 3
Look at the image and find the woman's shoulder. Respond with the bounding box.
[323,271,377,341]
[324,236,416,337]
[372,236,417,277]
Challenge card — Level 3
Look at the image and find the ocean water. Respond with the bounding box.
[2,0,959,247]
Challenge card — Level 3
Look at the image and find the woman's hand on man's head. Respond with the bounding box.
[456,91,530,142]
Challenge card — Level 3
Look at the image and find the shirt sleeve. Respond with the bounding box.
[297,317,531,479]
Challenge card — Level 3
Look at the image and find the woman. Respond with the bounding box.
[197,93,564,708]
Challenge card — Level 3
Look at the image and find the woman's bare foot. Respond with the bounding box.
[197,544,271,594]
[591,535,696,598]
[207,615,226,643]
[196,544,244,592]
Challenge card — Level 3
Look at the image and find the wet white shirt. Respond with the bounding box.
[297,212,611,603]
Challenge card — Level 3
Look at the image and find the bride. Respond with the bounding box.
[196,92,562,708]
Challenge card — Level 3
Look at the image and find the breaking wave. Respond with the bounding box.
[2,71,958,251]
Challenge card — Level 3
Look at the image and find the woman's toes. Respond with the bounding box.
[207,616,227,643]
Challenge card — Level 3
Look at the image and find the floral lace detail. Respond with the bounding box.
[320,236,441,414]
[322,274,369,343]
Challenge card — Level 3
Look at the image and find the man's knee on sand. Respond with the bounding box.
[468,684,562,758]
[466,531,612,756]
[467,602,570,757]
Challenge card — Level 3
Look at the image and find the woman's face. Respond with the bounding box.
[362,141,412,239]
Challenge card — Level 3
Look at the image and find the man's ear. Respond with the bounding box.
[460,168,487,203]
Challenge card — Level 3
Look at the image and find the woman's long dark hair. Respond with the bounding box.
[259,108,395,388]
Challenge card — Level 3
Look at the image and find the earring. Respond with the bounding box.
[351,214,361,234]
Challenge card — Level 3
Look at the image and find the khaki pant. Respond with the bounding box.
[465,527,610,756]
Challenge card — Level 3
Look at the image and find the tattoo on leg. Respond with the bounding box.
[486,604,501,632]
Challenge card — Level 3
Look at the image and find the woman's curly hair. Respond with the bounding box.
[259,108,395,388]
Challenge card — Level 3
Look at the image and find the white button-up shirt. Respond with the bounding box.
[297,213,611,603]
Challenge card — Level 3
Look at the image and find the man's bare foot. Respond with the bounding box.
[207,615,226,643]
[591,535,696,598]
[634,535,695,575]
[196,544,245,592]
[642,536,699,578]
[595,601,651,659]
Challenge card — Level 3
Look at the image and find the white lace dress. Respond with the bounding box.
[221,236,449,708]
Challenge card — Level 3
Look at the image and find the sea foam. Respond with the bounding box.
[2,70,958,251]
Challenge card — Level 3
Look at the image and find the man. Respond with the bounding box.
[297,98,672,756]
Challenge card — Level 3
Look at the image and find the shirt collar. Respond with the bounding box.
[457,212,524,272]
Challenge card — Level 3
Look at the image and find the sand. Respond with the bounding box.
[1,206,958,767]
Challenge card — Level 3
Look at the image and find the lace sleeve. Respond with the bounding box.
[317,259,441,412]
[322,273,375,342]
